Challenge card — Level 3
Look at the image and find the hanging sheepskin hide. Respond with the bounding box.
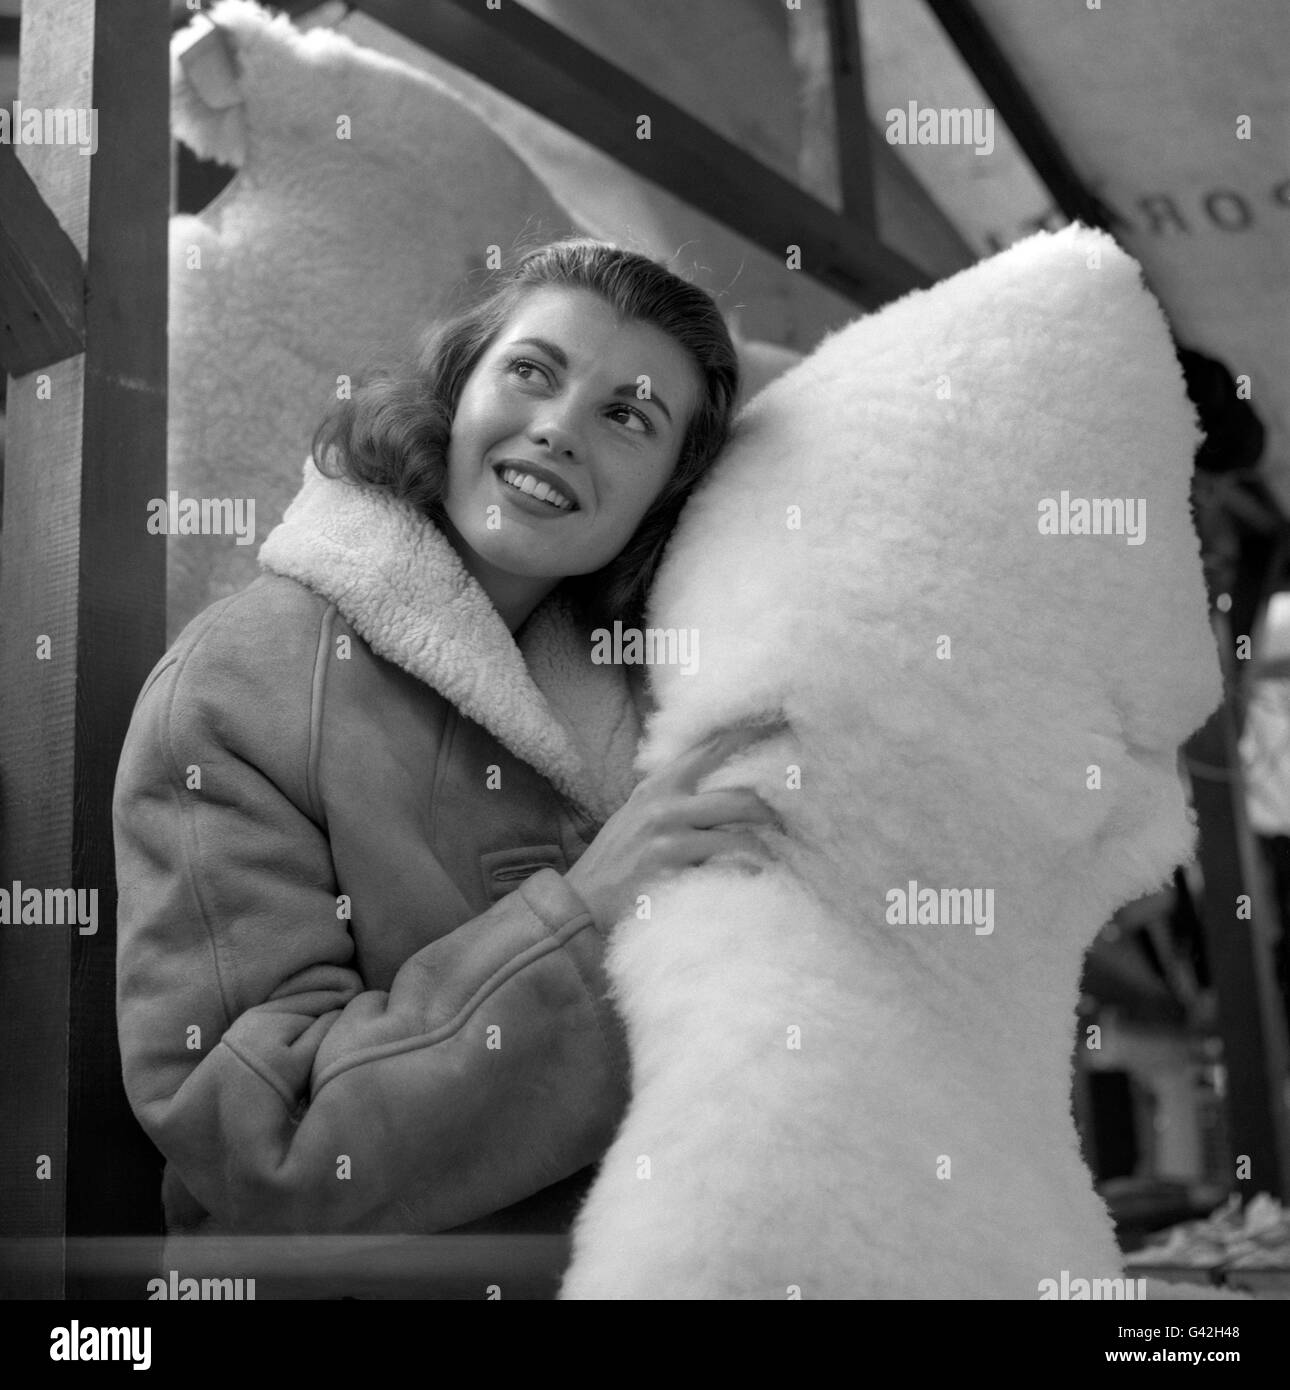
[559,225,1225,1300]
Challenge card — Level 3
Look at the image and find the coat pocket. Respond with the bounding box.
[479,845,568,903]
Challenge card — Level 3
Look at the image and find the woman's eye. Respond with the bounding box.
[609,404,653,434]
[506,357,549,384]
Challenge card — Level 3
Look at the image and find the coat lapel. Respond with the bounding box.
[257,459,641,821]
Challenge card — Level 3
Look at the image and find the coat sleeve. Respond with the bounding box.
[113,612,631,1235]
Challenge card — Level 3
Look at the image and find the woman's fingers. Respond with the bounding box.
[682,827,778,868]
[686,787,781,830]
[660,719,789,792]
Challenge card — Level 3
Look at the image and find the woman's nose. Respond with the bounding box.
[527,403,583,459]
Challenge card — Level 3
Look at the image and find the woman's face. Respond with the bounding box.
[442,286,702,595]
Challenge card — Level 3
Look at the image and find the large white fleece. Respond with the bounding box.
[560,225,1224,1300]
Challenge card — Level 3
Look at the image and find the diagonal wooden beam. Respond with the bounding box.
[923,0,1115,231]
[0,142,86,376]
[353,0,930,307]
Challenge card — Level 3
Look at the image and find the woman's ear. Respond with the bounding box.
[173,14,248,169]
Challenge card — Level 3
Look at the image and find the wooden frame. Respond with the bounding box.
[0,0,170,1298]
[354,0,929,308]
[1,0,1284,1299]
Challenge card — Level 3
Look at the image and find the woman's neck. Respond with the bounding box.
[437,514,559,635]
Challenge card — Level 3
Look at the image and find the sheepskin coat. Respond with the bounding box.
[113,459,642,1236]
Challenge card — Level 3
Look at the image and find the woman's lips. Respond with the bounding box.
[493,466,579,517]
[493,459,582,511]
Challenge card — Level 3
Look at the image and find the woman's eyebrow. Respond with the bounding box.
[511,335,569,369]
[509,336,674,425]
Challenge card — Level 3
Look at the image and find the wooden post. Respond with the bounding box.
[1187,613,1290,1202]
[826,0,877,232]
[0,0,169,1297]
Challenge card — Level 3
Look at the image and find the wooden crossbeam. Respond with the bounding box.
[0,143,86,376]
[354,0,930,307]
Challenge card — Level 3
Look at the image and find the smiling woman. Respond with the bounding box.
[313,239,735,633]
[438,285,702,633]
[112,238,782,1257]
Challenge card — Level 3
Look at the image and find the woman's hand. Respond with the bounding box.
[565,722,785,933]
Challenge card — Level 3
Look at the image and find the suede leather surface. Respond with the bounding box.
[115,533,636,1236]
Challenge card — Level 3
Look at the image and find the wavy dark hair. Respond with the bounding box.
[313,238,740,631]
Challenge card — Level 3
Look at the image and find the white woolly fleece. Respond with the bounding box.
[560,225,1224,1300]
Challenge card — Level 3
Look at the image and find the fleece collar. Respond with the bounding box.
[257,459,642,822]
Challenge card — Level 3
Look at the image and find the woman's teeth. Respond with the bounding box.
[500,467,575,512]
